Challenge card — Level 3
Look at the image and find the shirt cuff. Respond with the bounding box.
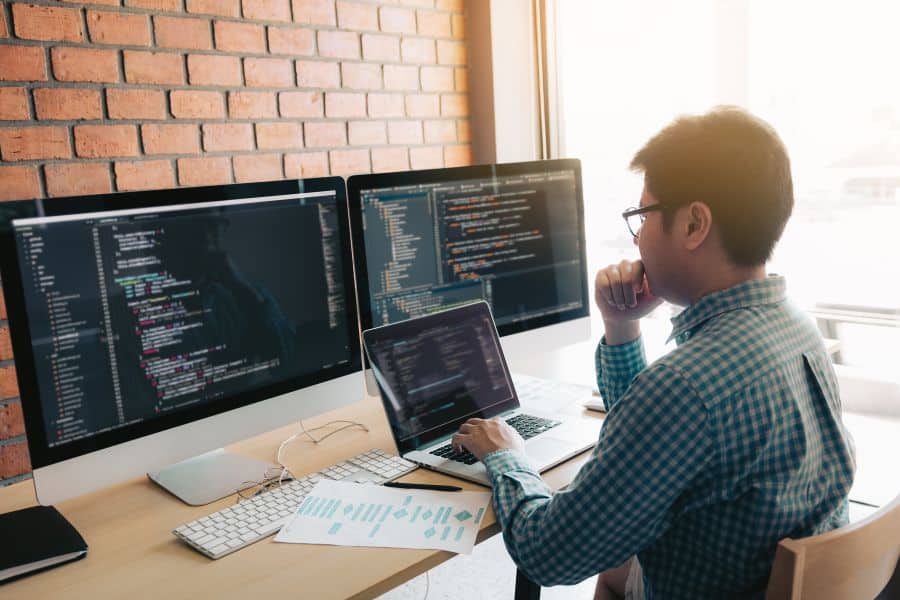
[482,448,536,480]
[596,335,647,410]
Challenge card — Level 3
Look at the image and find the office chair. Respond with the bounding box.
[766,493,900,599]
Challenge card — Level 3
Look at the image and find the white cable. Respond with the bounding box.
[423,570,430,600]
[275,419,370,484]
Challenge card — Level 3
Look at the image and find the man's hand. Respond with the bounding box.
[594,260,662,344]
[451,417,525,461]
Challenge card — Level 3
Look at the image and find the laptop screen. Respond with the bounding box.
[363,302,518,454]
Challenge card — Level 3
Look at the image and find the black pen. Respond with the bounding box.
[384,481,462,492]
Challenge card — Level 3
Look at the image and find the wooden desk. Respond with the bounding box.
[0,395,602,600]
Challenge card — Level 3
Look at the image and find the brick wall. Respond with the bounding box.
[0,0,473,485]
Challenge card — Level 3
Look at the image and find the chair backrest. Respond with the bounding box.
[767,494,900,599]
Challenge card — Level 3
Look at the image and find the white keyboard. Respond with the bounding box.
[512,373,595,412]
[172,449,417,559]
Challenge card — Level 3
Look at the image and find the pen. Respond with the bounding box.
[383,482,462,492]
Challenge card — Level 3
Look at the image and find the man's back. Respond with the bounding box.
[629,276,856,597]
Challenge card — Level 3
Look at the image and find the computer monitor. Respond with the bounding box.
[347,159,591,386]
[0,178,363,506]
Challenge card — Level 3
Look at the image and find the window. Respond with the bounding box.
[555,0,900,375]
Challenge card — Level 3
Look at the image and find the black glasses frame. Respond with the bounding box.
[622,204,666,238]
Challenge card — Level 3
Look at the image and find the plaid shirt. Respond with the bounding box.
[482,276,855,598]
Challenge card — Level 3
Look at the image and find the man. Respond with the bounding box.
[451,107,856,599]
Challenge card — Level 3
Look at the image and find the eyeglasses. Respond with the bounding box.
[622,204,666,238]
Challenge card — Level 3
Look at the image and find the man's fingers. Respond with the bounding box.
[619,260,637,307]
[458,422,474,433]
[595,271,614,307]
[451,432,467,451]
[632,261,646,293]
[607,265,626,309]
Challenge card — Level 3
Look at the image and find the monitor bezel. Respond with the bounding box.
[346,158,590,337]
[0,177,362,470]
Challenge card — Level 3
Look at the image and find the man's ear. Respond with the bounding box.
[684,201,712,250]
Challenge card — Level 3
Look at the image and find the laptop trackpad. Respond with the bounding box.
[526,437,574,464]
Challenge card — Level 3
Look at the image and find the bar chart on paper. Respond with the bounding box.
[274,479,491,554]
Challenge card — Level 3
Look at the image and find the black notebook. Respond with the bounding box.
[0,505,87,584]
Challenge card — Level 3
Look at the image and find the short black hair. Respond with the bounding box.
[630,106,793,266]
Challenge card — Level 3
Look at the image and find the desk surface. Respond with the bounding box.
[0,395,601,600]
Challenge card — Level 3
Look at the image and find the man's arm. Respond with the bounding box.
[480,364,712,586]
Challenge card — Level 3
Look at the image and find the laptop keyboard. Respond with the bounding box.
[429,414,562,464]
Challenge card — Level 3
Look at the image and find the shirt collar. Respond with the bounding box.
[667,275,787,344]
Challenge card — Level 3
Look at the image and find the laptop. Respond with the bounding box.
[363,301,602,487]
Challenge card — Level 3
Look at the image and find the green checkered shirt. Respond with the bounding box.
[482,275,855,598]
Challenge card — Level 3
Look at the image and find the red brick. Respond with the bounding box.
[325,92,366,118]
[454,67,467,92]
[177,156,231,186]
[304,121,345,147]
[60,0,119,5]
[0,88,29,120]
[402,38,435,64]
[188,54,242,86]
[74,125,139,158]
[348,120,386,146]
[155,16,212,50]
[441,93,467,117]
[423,119,454,143]
[337,1,377,30]
[284,151,328,177]
[12,4,84,43]
[387,120,422,144]
[292,0,335,26]
[436,0,463,10]
[380,6,415,34]
[405,93,439,117]
[141,123,201,154]
[170,90,225,118]
[361,33,399,62]
[87,11,150,46]
[34,88,102,121]
[228,91,277,118]
[115,160,176,191]
[233,153,283,182]
[0,291,5,319]
[124,51,184,85]
[444,143,470,167]
[329,148,368,176]
[0,46,47,82]
[0,400,25,439]
[0,10,7,37]
[0,442,30,479]
[451,13,464,38]
[202,123,253,151]
[0,366,19,400]
[420,66,452,91]
[296,61,339,89]
[0,328,9,361]
[0,166,40,200]
[437,40,466,65]
[256,122,302,149]
[372,147,408,173]
[341,63,380,90]
[242,0,291,22]
[410,145,442,169]
[244,57,293,88]
[417,10,450,37]
[107,89,167,120]
[383,65,417,91]
[45,162,112,196]
[457,119,470,142]
[214,21,265,53]
[318,30,359,60]
[187,0,240,16]
[367,92,403,118]
[279,91,323,118]
[268,27,314,56]
[51,47,117,83]
[126,0,182,10]
[0,127,70,161]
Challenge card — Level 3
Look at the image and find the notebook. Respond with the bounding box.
[0,505,87,584]
[363,301,601,486]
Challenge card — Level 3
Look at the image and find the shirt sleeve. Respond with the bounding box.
[482,362,712,587]
[595,335,648,411]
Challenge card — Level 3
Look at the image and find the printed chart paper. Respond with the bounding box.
[274,479,491,554]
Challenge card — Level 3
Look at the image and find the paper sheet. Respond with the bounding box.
[274,479,492,554]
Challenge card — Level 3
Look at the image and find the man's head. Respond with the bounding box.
[629,106,793,304]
